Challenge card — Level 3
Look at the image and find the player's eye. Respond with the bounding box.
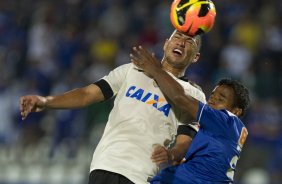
[218,98,224,102]
[186,39,196,46]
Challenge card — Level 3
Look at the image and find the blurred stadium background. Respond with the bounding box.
[0,0,281,184]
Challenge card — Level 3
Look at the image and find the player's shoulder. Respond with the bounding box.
[226,110,242,122]
[110,63,138,76]
[115,63,134,70]
[123,63,144,73]
[224,110,246,127]
[178,78,206,103]
[187,80,203,92]
[178,77,202,91]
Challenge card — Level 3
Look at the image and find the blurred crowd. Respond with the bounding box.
[0,0,281,184]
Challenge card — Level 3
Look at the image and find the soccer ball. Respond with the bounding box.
[170,0,216,36]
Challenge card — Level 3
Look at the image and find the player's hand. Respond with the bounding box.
[130,46,162,78]
[20,95,47,120]
[151,144,172,165]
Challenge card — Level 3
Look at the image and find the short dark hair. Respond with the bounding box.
[217,79,250,117]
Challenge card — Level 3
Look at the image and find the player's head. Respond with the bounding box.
[207,79,250,118]
[162,30,201,69]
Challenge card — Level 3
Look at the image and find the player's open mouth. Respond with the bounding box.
[173,48,183,56]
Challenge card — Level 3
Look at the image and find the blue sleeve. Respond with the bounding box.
[196,102,229,136]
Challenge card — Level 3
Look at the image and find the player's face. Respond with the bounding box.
[163,30,199,69]
[207,85,236,112]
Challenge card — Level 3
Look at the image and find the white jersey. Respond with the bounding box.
[90,63,206,184]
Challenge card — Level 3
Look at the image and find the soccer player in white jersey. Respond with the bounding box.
[20,30,206,184]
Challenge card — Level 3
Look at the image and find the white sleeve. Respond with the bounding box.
[101,63,131,96]
[184,84,206,104]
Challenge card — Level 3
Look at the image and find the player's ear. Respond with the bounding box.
[232,107,242,117]
[192,53,200,63]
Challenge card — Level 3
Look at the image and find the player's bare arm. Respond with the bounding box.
[151,135,192,165]
[130,46,199,119]
[20,84,104,120]
[170,134,193,164]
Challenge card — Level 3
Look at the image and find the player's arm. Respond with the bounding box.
[170,134,192,164]
[20,82,106,120]
[130,46,199,119]
[173,124,198,162]
[151,124,197,165]
[151,135,192,165]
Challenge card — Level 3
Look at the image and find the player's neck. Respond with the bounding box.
[162,62,186,78]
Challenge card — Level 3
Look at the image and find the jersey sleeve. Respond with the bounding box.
[100,63,131,96]
[94,79,114,100]
[197,102,230,136]
[177,123,199,138]
[183,83,206,104]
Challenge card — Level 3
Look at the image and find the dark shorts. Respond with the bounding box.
[88,169,135,184]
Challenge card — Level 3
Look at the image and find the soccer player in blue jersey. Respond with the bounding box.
[130,46,250,184]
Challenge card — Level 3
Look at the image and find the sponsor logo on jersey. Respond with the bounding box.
[126,86,171,117]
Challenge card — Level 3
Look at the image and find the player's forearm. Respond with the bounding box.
[152,70,198,118]
[44,89,89,109]
[169,137,192,163]
[44,86,103,109]
[154,70,185,101]
[168,148,184,163]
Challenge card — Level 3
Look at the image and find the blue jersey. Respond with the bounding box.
[151,102,248,184]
